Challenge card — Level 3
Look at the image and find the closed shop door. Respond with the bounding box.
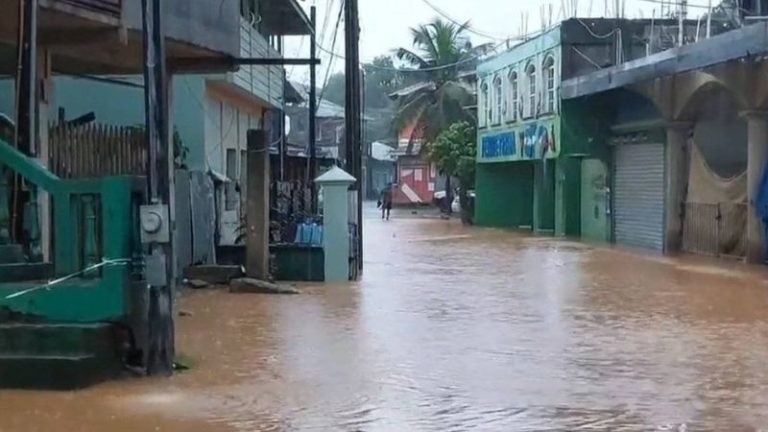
[581,158,610,242]
[613,143,665,250]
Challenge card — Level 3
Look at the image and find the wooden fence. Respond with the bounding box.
[49,123,147,179]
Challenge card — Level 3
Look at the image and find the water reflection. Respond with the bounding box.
[2,213,768,431]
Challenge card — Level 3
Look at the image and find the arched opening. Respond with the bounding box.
[686,83,747,178]
[542,55,555,114]
[479,80,490,128]
[492,75,503,125]
[507,70,518,122]
[525,63,536,118]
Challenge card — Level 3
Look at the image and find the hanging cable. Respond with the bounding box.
[316,0,344,111]
[419,0,510,41]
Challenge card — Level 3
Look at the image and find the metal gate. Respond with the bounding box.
[682,202,747,258]
[613,143,666,250]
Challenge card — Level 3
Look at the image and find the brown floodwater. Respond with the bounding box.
[3,208,768,431]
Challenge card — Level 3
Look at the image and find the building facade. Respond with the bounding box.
[562,20,768,263]
[0,0,313,263]
[475,18,710,238]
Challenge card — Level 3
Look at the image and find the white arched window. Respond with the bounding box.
[479,80,490,127]
[492,75,503,125]
[543,55,556,114]
[507,70,518,122]
[525,63,537,118]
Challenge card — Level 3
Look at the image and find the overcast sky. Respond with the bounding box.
[286,0,710,82]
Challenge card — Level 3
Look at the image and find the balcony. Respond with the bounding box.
[0,0,241,76]
[232,17,284,108]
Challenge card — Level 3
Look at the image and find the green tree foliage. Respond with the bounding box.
[393,19,491,147]
[428,121,477,223]
[321,56,408,110]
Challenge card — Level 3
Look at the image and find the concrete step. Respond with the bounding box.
[0,354,122,390]
[0,323,123,389]
[0,323,118,357]
[0,244,25,264]
[0,262,54,283]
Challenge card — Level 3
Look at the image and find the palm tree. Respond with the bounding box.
[392,19,492,146]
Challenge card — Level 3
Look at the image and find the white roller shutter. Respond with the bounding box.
[613,143,666,251]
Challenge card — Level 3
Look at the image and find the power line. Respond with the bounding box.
[635,0,726,9]
[316,0,344,110]
[575,18,620,38]
[316,34,543,73]
[419,0,510,41]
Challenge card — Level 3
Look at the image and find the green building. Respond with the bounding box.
[474,19,667,240]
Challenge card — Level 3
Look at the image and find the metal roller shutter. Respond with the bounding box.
[613,143,665,250]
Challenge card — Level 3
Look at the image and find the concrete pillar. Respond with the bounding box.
[245,129,270,280]
[664,122,691,253]
[38,49,52,261]
[742,111,768,264]
[315,167,356,283]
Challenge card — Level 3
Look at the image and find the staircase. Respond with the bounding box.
[0,322,123,389]
[0,243,54,283]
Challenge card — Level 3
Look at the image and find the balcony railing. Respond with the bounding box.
[52,0,121,16]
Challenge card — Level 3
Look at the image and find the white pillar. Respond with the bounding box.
[315,167,356,283]
[743,111,768,264]
[665,122,690,253]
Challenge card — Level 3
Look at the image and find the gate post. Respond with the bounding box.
[665,122,691,253]
[315,167,356,283]
[742,111,768,264]
[245,129,270,280]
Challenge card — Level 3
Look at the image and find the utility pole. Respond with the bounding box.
[141,0,174,376]
[11,0,38,243]
[344,0,363,270]
[309,5,318,212]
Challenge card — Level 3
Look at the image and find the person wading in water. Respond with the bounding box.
[378,184,393,220]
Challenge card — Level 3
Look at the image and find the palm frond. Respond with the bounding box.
[395,47,430,69]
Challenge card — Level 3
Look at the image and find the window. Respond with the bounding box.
[526,64,537,118]
[479,80,490,127]
[225,149,238,211]
[507,70,518,122]
[492,75,504,125]
[240,149,247,212]
[543,55,556,114]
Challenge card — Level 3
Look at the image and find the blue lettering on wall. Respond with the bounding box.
[481,133,516,159]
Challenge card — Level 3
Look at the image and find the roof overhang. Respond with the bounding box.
[261,0,313,36]
[561,22,768,100]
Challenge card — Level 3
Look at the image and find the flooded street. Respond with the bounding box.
[4,207,768,431]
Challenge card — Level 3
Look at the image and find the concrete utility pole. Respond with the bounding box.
[309,5,318,213]
[344,0,363,270]
[141,0,174,376]
[11,0,38,243]
[245,129,270,280]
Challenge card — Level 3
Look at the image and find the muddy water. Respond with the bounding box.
[3,213,768,431]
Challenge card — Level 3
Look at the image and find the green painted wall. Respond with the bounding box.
[475,162,534,228]
[559,97,612,239]
[556,157,582,236]
[533,161,556,232]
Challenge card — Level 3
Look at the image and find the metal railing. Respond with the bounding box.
[682,202,748,258]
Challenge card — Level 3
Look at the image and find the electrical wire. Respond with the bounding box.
[418,0,510,41]
[575,18,620,38]
[316,0,344,111]
[316,38,511,73]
